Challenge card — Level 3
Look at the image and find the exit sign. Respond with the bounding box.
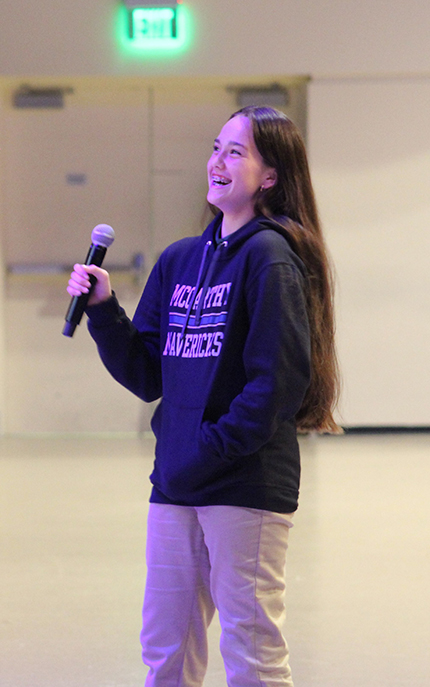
[119,2,189,54]
[127,5,187,49]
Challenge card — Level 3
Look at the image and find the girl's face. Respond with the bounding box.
[207,115,276,230]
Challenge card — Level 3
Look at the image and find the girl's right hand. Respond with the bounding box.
[67,264,112,306]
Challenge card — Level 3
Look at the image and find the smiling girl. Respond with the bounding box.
[67,106,340,687]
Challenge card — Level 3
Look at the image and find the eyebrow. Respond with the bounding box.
[214,138,247,149]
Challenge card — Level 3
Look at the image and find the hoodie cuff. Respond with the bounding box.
[86,293,122,329]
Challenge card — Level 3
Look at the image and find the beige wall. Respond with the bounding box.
[1,1,430,432]
[0,78,307,433]
[309,76,430,426]
[0,1,430,77]
[0,96,6,432]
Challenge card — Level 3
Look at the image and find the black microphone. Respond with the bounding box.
[63,224,115,337]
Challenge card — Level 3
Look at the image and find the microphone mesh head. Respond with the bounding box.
[91,224,115,248]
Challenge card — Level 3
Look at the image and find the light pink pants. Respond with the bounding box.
[141,503,295,687]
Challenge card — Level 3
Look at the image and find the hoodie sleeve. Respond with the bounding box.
[86,263,163,403]
[201,261,311,459]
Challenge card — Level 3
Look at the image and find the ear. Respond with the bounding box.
[263,168,277,189]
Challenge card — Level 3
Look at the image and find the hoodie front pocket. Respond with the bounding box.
[151,399,225,498]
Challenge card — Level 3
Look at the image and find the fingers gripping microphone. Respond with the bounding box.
[63,224,115,337]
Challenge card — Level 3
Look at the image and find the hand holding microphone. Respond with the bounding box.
[66,263,111,303]
[63,224,115,337]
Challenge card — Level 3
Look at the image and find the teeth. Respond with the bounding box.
[212,176,230,186]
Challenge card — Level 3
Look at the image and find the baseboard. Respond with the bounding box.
[342,426,430,434]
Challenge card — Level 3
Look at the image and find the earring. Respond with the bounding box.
[260,185,265,192]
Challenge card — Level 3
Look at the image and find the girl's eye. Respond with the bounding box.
[231,148,241,156]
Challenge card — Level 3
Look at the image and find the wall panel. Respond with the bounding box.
[309,77,430,426]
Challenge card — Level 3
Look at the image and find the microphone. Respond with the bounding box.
[62,224,115,337]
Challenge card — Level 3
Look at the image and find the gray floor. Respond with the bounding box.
[1,433,429,687]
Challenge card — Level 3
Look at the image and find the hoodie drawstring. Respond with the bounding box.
[180,240,212,340]
[180,239,228,339]
[194,240,228,326]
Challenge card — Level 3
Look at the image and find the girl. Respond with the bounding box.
[67,106,340,687]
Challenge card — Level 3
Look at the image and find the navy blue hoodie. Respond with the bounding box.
[87,214,311,513]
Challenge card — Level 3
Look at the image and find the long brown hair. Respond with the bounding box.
[231,106,341,433]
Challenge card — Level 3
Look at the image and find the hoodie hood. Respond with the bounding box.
[177,212,307,344]
[203,212,306,272]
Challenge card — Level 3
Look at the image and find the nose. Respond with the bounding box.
[214,147,226,167]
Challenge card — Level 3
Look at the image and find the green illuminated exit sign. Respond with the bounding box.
[122,2,187,50]
[130,8,177,40]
